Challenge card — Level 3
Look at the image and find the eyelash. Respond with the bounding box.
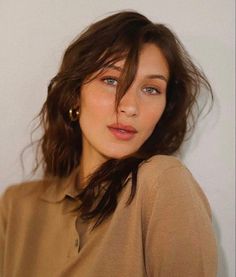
[101,76,161,95]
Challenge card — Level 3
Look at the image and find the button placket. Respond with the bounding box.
[67,213,81,258]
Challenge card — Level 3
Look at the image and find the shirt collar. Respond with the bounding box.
[40,167,82,203]
[40,167,132,204]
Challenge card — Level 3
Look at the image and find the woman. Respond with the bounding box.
[0,11,217,277]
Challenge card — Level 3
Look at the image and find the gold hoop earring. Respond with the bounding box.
[69,108,80,122]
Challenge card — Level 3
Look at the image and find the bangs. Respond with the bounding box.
[83,37,142,114]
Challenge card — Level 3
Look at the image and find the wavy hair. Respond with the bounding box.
[33,11,213,230]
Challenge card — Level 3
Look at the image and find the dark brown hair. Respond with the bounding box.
[33,11,213,230]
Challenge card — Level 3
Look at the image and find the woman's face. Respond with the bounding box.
[79,43,169,163]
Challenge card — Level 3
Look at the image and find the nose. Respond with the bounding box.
[118,89,139,117]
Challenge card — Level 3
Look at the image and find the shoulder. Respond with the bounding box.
[137,154,186,184]
[0,180,51,226]
[141,154,183,168]
[139,157,217,275]
[0,179,53,207]
[137,154,212,219]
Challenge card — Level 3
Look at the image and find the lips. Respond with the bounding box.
[107,123,138,141]
[107,123,137,133]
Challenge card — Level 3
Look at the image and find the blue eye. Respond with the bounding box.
[143,87,160,95]
[102,77,118,86]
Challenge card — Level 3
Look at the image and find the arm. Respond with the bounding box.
[0,186,15,276]
[144,165,218,277]
[0,188,8,275]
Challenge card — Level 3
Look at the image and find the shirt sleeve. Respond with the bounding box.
[0,185,15,276]
[144,165,218,277]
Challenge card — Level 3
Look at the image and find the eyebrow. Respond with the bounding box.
[104,65,168,83]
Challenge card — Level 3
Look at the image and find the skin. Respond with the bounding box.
[78,43,169,187]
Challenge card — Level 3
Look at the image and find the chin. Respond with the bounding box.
[103,149,138,160]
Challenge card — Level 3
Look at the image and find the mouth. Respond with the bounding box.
[107,127,137,141]
[107,123,138,133]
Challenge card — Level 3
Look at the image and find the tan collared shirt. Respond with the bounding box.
[0,155,218,276]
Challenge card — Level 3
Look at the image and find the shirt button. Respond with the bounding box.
[75,238,79,248]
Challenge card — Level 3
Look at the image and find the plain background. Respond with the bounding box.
[0,1,235,276]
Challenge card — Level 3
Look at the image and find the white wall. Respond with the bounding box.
[0,1,234,276]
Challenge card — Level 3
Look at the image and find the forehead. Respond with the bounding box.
[107,43,169,79]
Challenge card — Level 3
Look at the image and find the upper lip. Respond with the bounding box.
[108,123,138,133]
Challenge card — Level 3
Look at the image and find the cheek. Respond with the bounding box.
[144,114,160,133]
[81,85,114,111]
[142,102,166,131]
[80,85,115,122]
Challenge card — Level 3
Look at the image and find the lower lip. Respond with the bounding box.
[108,127,137,141]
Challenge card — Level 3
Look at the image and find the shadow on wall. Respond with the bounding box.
[177,34,233,277]
[213,213,229,277]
